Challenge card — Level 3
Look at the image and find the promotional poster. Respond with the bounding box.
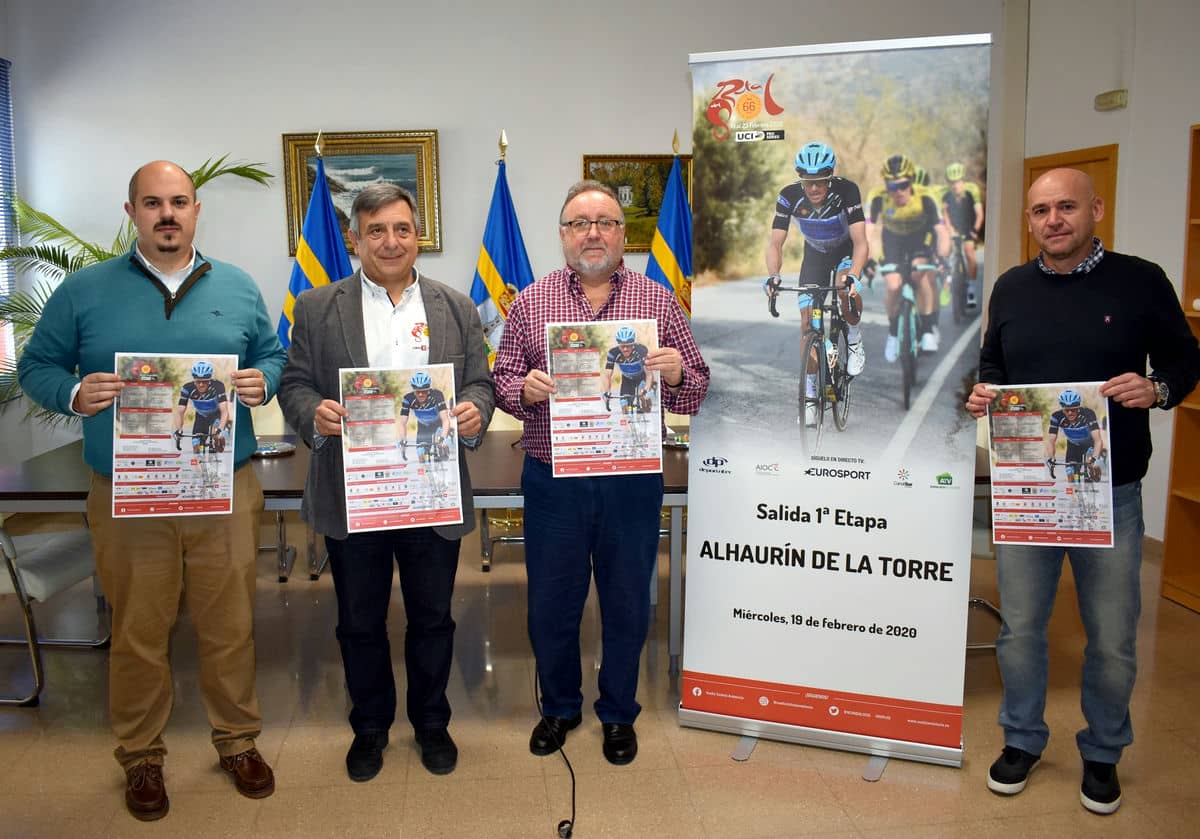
[681,35,991,765]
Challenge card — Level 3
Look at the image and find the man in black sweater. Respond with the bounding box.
[965,168,1200,815]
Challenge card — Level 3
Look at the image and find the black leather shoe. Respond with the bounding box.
[529,714,582,756]
[346,730,388,782]
[602,723,637,765]
[125,761,169,821]
[415,727,458,775]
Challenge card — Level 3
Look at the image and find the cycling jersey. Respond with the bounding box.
[179,379,227,417]
[1049,407,1100,447]
[943,186,980,236]
[606,343,649,382]
[869,191,940,265]
[772,177,865,254]
[401,389,448,431]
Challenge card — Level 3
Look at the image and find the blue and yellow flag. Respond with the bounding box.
[277,157,353,348]
[645,156,693,317]
[470,160,534,366]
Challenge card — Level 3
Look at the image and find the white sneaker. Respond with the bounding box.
[884,335,899,363]
[846,339,866,376]
[920,329,940,353]
[804,405,818,427]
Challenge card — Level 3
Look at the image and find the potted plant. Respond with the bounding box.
[0,156,272,424]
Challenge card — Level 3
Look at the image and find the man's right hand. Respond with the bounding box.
[965,382,997,419]
[520,369,556,407]
[73,373,123,416]
[314,399,349,437]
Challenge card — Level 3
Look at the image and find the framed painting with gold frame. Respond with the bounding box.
[581,154,692,252]
[282,130,442,256]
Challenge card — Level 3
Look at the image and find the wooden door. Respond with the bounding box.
[1022,145,1118,263]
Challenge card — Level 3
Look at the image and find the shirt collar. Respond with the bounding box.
[1037,237,1105,275]
[133,243,197,279]
[360,267,420,302]
[566,260,627,291]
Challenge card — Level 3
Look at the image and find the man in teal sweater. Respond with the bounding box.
[18,160,287,821]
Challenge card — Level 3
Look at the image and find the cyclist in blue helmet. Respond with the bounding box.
[601,324,654,412]
[399,369,452,454]
[175,358,230,452]
[1045,388,1104,479]
[765,141,870,424]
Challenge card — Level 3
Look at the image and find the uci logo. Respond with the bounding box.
[735,130,765,142]
[702,456,728,468]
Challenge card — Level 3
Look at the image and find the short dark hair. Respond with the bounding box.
[350,183,422,235]
[559,179,623,223]
[127,161,195,204]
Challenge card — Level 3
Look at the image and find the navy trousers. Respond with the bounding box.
[521,455,663,723]
[326,528,460,734]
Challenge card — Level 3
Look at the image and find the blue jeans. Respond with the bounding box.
[326,528,461,734]
[521,456,663,723]
[995,481,1144,764]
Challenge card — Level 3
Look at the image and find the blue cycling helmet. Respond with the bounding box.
[1059,388,1082,407]
[615,325,636,343]
[191,360,213,380]
[795,142,836,178]
[410,371,432,389]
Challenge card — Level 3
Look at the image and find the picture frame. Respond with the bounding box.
[581,154,692,252]
[282,130,442,256]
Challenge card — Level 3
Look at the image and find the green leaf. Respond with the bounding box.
[190,156,273,190]
[0,243,88,279]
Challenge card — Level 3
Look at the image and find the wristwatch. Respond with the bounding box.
[1150,376,1170,409]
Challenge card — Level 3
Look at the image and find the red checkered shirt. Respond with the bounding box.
[493,262,710,464]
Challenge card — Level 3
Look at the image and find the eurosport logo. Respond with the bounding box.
[803,466,871,481]
[754,463,782,475]
[699,455,733,476]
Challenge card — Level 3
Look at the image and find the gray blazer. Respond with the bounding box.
[277,271,495,541]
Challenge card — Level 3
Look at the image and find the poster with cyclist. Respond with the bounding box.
[111,352,238,516]
[338,364,463,533]
[681,35,990,766]
[986,382,1114,548]
[545,319,663,477]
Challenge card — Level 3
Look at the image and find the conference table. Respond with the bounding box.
[0,431,692,671]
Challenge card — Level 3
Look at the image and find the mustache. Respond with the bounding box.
[154,218,179,229]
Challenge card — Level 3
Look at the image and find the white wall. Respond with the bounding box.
[1025,0,1200,538]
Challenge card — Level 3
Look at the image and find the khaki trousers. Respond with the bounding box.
[88,465,263,769]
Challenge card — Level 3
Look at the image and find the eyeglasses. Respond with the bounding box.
[561,218,624,234]
[800,177,832,186]
[886,180,913,192]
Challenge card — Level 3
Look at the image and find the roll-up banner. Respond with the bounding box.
[681,35,991,767]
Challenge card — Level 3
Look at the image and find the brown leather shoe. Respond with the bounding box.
[219,748,275,799]
[125,761,169,821]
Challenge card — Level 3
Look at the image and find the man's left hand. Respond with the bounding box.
[232,368,267,407]
[1099,372,1156,409]
[453,400,482,437]
[645,347,684,389]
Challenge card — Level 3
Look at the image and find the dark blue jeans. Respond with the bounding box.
[326,528,460,734]
[522,455,663,723]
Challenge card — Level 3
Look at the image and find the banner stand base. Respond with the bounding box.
[678,705,963,768]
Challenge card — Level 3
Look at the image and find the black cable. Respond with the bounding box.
[532,668,575,838]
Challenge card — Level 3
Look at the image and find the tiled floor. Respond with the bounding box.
[2,512,1198,838]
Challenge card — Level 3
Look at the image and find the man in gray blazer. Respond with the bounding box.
[278,183,494,781]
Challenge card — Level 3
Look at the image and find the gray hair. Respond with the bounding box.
[350,183,422,235]
[559,179,624,223]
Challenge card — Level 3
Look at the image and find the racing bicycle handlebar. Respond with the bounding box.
[765,280,854,319]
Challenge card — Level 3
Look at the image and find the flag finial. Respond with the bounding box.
[314,131,323,158]
[498,130,508,162]
[672,130,680,156]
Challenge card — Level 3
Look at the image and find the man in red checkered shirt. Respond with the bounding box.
[493,180,709,766]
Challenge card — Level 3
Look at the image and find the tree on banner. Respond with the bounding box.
[645,153,693,317]
[277,156,352,348]
[470,148,534,366]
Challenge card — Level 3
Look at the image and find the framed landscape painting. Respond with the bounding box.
[582,154,692,252]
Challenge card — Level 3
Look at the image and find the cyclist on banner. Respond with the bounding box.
[764,142,869,381]
[174,359,230,452]
[1045,388,1105,482]
[398,371,453,459]
[867,153,949,360]
[942,161,985,289]
[600,325,655,413]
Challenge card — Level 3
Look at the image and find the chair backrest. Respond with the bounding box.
[0,528,96,602]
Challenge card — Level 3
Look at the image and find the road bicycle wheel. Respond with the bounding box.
[832,327,852,431]
[798,332,826,457]
[898,300,917,410]
[952,250,969,324]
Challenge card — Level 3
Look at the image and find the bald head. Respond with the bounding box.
[1025,167,1104,273]
[128,160,194,204]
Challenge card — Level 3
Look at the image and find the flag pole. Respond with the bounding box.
[314,131,323,159]
[672,129,680,156]
[498,129,507,163]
